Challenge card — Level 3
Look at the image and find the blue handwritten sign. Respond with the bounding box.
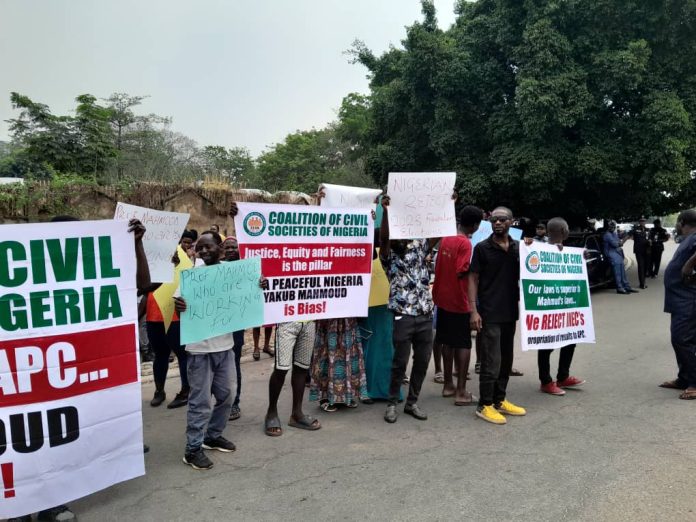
[179,258,264,344]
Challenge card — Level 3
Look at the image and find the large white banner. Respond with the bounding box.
[519,241,596,351]
[0,220,143,519]
[114,202,189,283]
[234,203,373,324]
[387,172,457,239]
[321,183,382,210]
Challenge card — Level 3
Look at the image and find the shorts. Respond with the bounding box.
[275,321,316,370]
[435,307,472,349]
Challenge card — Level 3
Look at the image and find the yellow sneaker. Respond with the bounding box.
[475,405,507,425]
[496,399,527,416]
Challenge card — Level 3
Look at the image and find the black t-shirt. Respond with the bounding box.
[470,236,520,323]
[632,225,649,253]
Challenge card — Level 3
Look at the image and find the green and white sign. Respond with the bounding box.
[519,242,596,351]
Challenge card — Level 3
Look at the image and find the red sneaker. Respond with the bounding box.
[540,382,565,395]
[557,376,585,388]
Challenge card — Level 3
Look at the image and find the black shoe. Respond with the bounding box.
[384,403,398,423]
[628,288,639,293]
[140,348,155,363]
[37,505,76,521]
[475,362,481,374]
[202,436,236,453]
[616,289,630,294]
[229,405,241,421]
[143,444,150,454]
[167,390,189,409]
[9,516,33,522]
[150,390,166,407]
[183,448,214,469]
[640,284,648,289]
[404,403,428,420]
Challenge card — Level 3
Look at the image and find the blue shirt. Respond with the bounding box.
[664,233,696,315]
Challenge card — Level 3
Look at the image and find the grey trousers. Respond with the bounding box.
[185,350,235,452]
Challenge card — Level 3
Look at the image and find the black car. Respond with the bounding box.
[565,232,615,289]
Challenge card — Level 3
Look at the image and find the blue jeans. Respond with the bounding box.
[232,330,244,408]
[610,260,631,291]
[670,314,696,388]
[185,350,234,452]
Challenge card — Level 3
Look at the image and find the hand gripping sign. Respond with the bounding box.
[0,220,143,519]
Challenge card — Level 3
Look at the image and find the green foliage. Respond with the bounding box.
[354,0,696,220]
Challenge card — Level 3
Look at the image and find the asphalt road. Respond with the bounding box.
[70,241,696,522]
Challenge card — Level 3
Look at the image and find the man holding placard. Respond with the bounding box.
[174,232,267,470]
[380,176,457,424]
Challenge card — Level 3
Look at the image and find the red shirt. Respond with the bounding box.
[433,234,472,313]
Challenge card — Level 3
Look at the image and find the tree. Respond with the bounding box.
[353,0,696,221]
[200,145,256,183]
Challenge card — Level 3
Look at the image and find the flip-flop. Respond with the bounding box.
[679,389,696,400]
[264,416,283,437]
[263,347,275,357]
[433,372,444,384]
[320,401,337,412]
[659,380,686,390]
[288,415,321,431]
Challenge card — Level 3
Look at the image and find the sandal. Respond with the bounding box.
[320,400,337,412]
[253,350,260,361]
[288,414,321,431]
[346,401,359,408]
[510,368,524,377]
[659,380,686,390]
[679,389,696,400]
[433,372,444,384]
[264,415,283,436]
[454,393,476,406]
[263,347,275,357]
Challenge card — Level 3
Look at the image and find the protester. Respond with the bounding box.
[648,219,670,278]
[432,205,482,405]
[629,216,650,289]
[603,221,638,294]
[8,215,150,522]
[145,284,189,409]
[309,318,368,411]
[660,209,696,400]
[537,217,586,395]
[380,195,443,423]
[174,232,267,469]
[180,230,197,262]
[533,223,548,243]
[221,236,245,421]
[469,207,527,425]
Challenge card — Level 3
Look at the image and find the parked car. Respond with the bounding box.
[565,232,615,289]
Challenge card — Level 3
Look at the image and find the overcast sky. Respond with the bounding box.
[0,0,457,155]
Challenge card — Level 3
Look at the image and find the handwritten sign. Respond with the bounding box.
[387,172,456,239]
[114,202,189,283]
[321,183,382,210]
[179,258,264,344]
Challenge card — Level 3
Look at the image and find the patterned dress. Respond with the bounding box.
[310,318,368,406]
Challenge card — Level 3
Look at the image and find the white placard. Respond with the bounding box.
[0,220,143,519]
[321,183,382,209]
[387,172,457,239]
[519,241,596,351]
[114,202,189,282]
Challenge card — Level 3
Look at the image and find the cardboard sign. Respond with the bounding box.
[234,203,373,323]
[0,220,143,519]
[114,202,189,283]
[321,183,382,210]
[387,172,456,239]
[179,258,264,344]
[519,241,596,351]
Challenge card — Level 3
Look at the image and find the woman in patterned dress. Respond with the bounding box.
[309,318,368,411]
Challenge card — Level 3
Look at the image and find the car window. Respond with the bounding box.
[585,237,600,251]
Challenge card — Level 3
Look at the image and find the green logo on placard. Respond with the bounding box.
[243,212,266,236]
[525,252,541,273]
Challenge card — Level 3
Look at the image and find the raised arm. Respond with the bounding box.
[468,272,481,332]
[128,219,151,291]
